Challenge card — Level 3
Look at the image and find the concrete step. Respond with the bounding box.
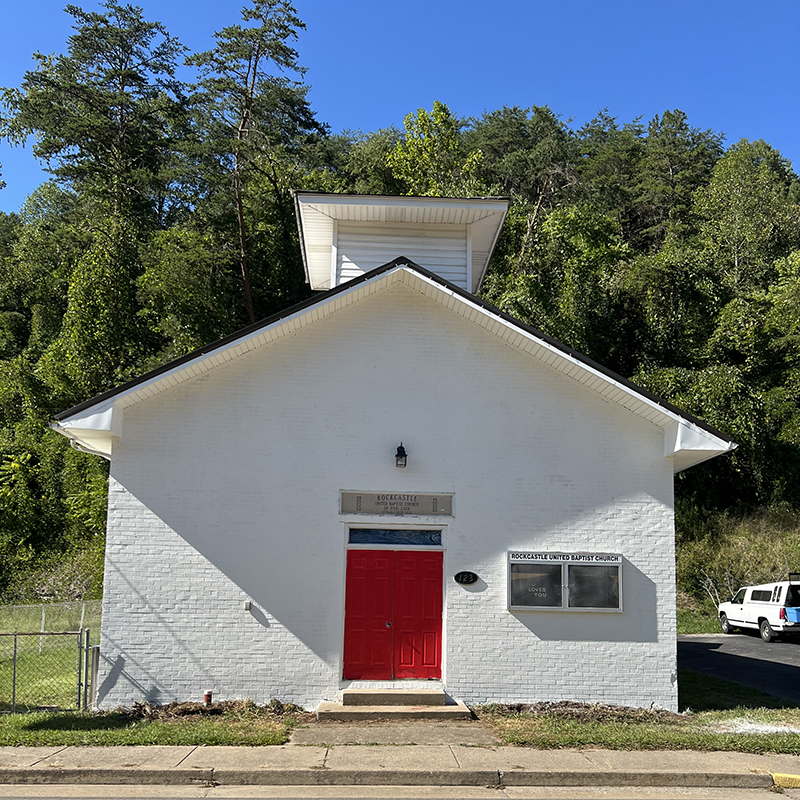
[342,689,445,706]
[317,700,472,721]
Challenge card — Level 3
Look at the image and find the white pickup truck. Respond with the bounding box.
[718,581,800,642]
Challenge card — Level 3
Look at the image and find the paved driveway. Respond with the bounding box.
[678,632,800,704]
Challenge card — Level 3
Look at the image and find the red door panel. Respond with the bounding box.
[393,551,443,679]
[423,632,437,667]
[343,551,393,679]
[344,549,443,680]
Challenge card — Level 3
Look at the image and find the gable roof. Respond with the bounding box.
[52,258,735,472]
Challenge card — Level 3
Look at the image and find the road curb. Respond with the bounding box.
[214,769,500,785]
[0,767,778,788]
[0,768,214,785]
[508,771,773,788]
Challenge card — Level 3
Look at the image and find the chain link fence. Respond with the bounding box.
[0,600,101,637]
[0,601,101,713]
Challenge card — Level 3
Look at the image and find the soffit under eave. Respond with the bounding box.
[52,266,733,468]
[669,448,734,473]
[51,424,116,459]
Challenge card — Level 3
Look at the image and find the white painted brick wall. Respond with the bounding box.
[98,283,677,711]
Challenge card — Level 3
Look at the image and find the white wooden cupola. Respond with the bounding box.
[293,192,509,293]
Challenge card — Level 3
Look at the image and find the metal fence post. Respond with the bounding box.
[90,645,100,710]
[11,633,18,714]
[82,629,90,711]
[76,630,83,710]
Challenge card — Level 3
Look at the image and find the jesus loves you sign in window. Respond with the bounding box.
[507,551,622,612]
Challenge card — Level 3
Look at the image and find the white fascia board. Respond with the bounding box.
[664,420,737,473]
[51,400,121,459]
[403,270,735,471]
[56,400,122,436]
[297,193,508,216]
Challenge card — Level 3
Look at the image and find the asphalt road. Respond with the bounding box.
[678,631,800,703]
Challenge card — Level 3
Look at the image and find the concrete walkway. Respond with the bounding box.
[2,742,800,789]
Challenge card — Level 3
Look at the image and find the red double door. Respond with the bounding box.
[343,550,443,680]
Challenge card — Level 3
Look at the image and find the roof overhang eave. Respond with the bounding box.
[51,422,115,459]
[52,263,736,471]
[664,419,737,473]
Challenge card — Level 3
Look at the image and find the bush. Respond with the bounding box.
[676,506,800,607]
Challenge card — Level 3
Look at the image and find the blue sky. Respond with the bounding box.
[1,0,798,213]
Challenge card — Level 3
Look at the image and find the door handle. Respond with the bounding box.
[386,622,391,628]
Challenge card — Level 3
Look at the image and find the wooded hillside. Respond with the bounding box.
[1,1,799,605]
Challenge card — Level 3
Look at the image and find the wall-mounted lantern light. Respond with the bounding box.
[395,443,408,468]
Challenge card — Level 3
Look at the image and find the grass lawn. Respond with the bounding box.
[0,700,307,747]
[677,608,723,634]
[1,673,799,752]
[475,670,800,754]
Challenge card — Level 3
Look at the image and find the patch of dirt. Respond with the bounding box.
[474,701,685,724]
[711,718,800,734]
[115,698,314,722]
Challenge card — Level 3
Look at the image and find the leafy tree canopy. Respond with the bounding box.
[1,4,800,598]
[0,1,186,222]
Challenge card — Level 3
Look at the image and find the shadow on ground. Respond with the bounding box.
[20,712,132,732]
[678,669,799,712]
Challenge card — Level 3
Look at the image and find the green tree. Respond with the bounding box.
[633,110,723,250]
[577,110,645,240]
[0,1,186,225]
[0,211,19,254]
[344,129,405,195]
[387,101,486,197]
[467,105,578,208]
[38,222,156,400]
[0,3,190,601]
[618,240,721,370]
[0,185,88,363]
[0,191,108,600]
[635,365,768,509]
[489,205,630,369]
[187,0,320,323]
[467,106,579,289]
[137,227,242,361]
[694,139,800,291]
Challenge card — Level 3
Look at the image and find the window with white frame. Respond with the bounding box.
[508,552,622,611]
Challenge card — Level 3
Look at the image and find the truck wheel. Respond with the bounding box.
[720,613,733,634]
[760,619,776,643]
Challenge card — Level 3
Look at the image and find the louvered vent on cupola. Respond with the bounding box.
[294,193,509,294]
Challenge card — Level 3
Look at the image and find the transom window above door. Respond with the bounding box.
[348,529,442,546]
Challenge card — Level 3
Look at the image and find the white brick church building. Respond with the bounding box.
[53,193,734,712]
